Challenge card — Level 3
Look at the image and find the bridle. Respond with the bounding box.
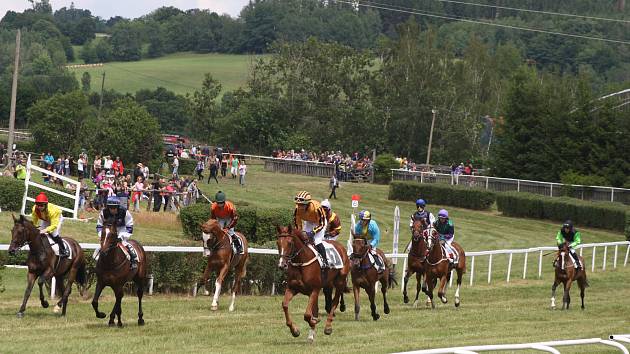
[203,225,230,253]
[100,224,119,255]
[409,224,427,261]
[351,237,372,270]
[277,232,308,264]
[424,226,448,266]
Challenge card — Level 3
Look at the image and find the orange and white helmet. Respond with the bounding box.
[294,191,312,204]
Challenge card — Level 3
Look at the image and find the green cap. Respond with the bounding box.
[215,191,226,203]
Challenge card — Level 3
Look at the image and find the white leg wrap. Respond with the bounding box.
[229,292,236,312]
[455,285,461,298]
[551,297,556,308]
[307,328,316,342]
[92,247,100,260]
[211,281,221,309]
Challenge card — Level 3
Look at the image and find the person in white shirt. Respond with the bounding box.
[172,156,179,176]
[238,161,247,186]
[104,156,113,172]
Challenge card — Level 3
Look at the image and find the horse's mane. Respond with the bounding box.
[202,219,225,237]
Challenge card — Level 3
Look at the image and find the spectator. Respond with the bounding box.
[93,154,102,177]
[238,160,247,186]
[132,176,144,212]
[64,155,70,176]
[15,159,26,180]
[103,156,113,173]
[230,154,239,179]
[44,152,54,167]
[221,154,228,177]
[133,163,144,183]
[163,180,175,212]
[329,173,339,199]
[208,155,219,184]
[112,156,124,176]
[195,157,204,180]
[152,178,163,212]
[172,156,179,176]
[77,154,86,180]
[55,158,64,175]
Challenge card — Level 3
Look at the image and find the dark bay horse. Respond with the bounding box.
[276,225,349,342]
[403,220,428,307]
[423,223,466,308]
[350,235,392,321]
[551,242,588,310]
[9,215,86,318]
[199,219,248,311]
[92,218,147,326]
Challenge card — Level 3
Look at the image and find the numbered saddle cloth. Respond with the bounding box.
[309,242,344,269]
[367,251,386,273]
[441,244,458,264]
[45,235,73,260]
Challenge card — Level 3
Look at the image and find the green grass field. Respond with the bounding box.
[1,165,629,353]
[67,52,263,95]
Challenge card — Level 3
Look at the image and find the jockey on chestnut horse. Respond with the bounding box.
[551,220,588,310]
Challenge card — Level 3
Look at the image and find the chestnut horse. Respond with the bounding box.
[350,235,392,321]
[423,222,466,308]
[92,218,147,326]
[199,219,248,311]
[403,220,428,307]
[276,225,349,343]
[9,215,86,318]
[551,242,588,310]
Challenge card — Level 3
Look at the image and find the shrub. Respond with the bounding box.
[388,181,496,210]
[373,154,400,184]
[0,177,25,211]
[496,192,628,233]
[176,158,198,176]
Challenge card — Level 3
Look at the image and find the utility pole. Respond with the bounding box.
[425,109,437,166]
[7,29,21,168]
[97,71,105,119]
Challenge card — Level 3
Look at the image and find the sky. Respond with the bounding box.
[0,0,251,19]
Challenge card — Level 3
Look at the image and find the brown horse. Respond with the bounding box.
[350,235,392,321]
[9,215,86,318]
[403,220,428,307]
[423,223,466,308]
[199,219,248,311]
[92,218,147,326]
[276,225,349,342]
[551,242,588,310]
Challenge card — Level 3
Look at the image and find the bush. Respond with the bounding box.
[176,158,198,176]
[388,181,496,210]
[179,203,293,244]
[0,177,25,211]
[373,154,400,184]
[496,192,629,233]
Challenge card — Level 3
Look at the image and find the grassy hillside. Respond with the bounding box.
[67,52,263,95]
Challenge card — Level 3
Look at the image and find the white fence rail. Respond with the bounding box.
[393,337,630,354]
[391,169,630,205]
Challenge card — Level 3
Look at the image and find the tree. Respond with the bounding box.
[81,72,91,92]
[135,87,191,134]
[186,73,222,141]
[110,21,142,61]
[28,91,92,154]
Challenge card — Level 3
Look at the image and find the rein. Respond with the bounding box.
[278,233,315,267]
[425,233,448,266]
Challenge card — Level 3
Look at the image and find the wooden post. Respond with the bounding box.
[6,29,21,167]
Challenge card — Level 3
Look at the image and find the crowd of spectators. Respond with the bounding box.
[271,149,373,181]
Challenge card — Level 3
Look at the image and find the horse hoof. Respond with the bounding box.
[455,298,460,308]
[16,312,24,319]
[384,307,390,314]
[229,305,235,312]
[307,329,315,343]
[203,290,210,296]
[109,321,115,327]
[340,303,346,312]
[211,305,218,311]
[291,329,300,338]
[53,305,62,314]
[441,297,448,304]
[324,327,333,335]
[403,296,409,304]
[41,301,49,308]
[354,314,359,321]
[117,322,124,328]
[97,312,107,319]
[413,300,418,308]
[138,319,145,326]
[372,313,380,321]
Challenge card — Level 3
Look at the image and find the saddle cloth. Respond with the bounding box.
[117,241,142,262]
[309,242,344,269]
[441,244,459,264]
[46,235,73,260]
[367,251,386,273]
[231,234,245,255]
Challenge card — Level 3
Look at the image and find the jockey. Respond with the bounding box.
[354,210,383,269]
[556,220,582,270]
[293,191,329,267]
[96,196,138,269]
[321,199,342,241]
[208,191,241,256]
[433,209,456,265]
[31,192,68,258]
[409,198,435,230]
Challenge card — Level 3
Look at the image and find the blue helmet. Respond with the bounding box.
[438,209,448,218]
[415,199,426,207]
[106,196,120,207]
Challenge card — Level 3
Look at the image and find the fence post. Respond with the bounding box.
[507,253,513,282]
[523,252,528,279]
[538,250,543,278]
[485,177,489,190]
[487,254,493,284]
[148,275,154,295]
[469,256,475,286]
[603,246,608,271]
[591,246,596,273]
[625,244,630,267]
[550,183,553,197]
[610,188,614,202]
[614,245,618,268]
[517,180,520,192]
[420,172,424,183]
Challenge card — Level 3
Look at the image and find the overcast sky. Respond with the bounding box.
[0,0,250,19]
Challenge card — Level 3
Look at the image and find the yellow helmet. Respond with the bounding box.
[294,191,312,204]
[359,210,371,220]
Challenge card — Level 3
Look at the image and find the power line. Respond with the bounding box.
[432,0,630,24]
[332,0,630,45]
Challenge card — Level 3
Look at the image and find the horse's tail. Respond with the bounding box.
[388,268,398,289]
[75,260,87,287]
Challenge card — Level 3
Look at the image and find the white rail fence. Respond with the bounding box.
[393,336,630,354]
[391,169,630,204]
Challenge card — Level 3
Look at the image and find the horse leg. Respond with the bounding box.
[229,260,247,312]
[281,288,300,337]
[37,272,51,308]
[305,289,320,343]
[577,277,586,310]
[367,282,380,321]
[110,287,124,327]
[426,274,436,309]
[324,280,344,335]
[339,292,346,313]
[17,272,37,318]
[136,278,145,325]
[211,265,229,311]
[550,280,559,309]
[353,282,361,321]
[91,281,107,319]
[437,274,448,304]
[54,274,67,314]
[201,263,211,296]
[454,268,463,308]
[412,272,421,307]
[402,269,411,304]
[323,287,332,314]
[564,280,573,310]
[381,275,390,315]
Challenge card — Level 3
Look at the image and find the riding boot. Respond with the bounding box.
[571,252,581,270]
[53,235,69,258]
[126,244,138,270]
[372,250,384,272]
[231,234,241,254]
[315,243,329,268]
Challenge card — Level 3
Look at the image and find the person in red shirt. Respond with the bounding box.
[112,156,124,176]
[204,191,241,256]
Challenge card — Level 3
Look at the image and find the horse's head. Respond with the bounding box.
[351,236,369,267]
[100,217,119,256]
[201,219,226,249]
[411,220,425,242]
[9,214,37,255]
[556,242,571,269]
[276,225,295,270]
[424,225,439,252]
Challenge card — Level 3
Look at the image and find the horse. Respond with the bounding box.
[349,234,392,321]
[402,220,428,307]
[276,225,349,343]
[423,222,466,308]
[551,242,588,310]
[199,219,248,311]
[9,214,87,318]
[91,217,147,326]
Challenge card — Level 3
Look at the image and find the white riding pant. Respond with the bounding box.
[37,217,64,237]
[93,228,131,259]
[303,220,327,245]
[217,218,235,236]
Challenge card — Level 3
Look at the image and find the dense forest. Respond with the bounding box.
[0,0,629,186]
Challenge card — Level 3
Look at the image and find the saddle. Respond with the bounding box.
[309,243,344,269]
[45,235,73,260]
[117,241,141,262]
[230,234,245,255]
[367,251,386,273]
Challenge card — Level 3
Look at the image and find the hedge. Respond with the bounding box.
[496,192,630,236]
[388,181,496,210]
[179,202,293,244]
[0,177,24,211]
